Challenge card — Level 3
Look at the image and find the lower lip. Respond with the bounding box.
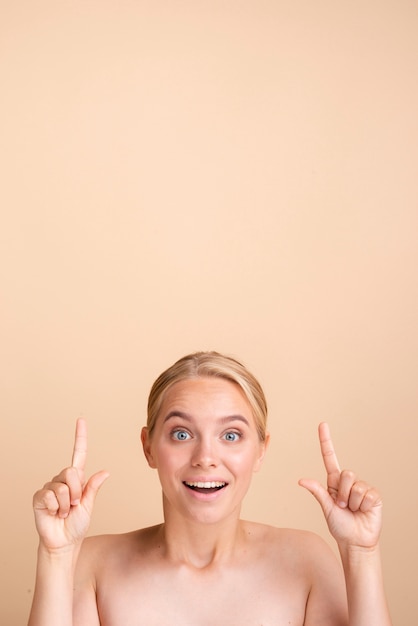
[183,484,227,501]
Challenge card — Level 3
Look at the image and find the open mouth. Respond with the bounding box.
[183,481,227,494]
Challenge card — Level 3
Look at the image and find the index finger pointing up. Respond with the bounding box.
[318,422,341,476]
[71,418,88,470]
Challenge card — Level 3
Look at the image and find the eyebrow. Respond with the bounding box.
[163,411,250,427]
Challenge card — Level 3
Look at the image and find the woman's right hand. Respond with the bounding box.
[32,418,109,553]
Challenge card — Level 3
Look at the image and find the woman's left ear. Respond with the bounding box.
[141,426,157,468]
[254,432,270,473]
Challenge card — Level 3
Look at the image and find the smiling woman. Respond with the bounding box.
[28,351,393,626]
[141,372,268,528]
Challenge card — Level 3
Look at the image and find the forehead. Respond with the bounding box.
[159,376,253,418]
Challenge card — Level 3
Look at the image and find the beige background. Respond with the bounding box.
[1,1,417,624]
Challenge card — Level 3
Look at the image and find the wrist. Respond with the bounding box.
[338,542,382,568]
[37,540,82,563]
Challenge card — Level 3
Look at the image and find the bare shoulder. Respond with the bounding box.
[244,522,346,616]
[242,520,337,566]
[77,525,163,571]
[243,521,345,592]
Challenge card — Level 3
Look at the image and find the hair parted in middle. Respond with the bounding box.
[146,351,268,441]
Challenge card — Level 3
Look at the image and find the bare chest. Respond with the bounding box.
[97,563,308,626]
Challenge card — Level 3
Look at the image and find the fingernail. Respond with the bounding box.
[71,499,80,506]
[338,501,347,508]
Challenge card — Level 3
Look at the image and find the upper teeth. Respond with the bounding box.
[186,481,225,488]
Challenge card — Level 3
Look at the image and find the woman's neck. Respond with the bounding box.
[159,502,246,569]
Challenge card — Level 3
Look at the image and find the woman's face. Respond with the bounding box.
[141,377,268,525]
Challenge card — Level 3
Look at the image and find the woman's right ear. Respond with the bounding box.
[141,427,157,468]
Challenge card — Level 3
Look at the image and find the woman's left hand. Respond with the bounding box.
[299,422,383,549]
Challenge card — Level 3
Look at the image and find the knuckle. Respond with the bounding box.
[34,488,59,512]
[32,489,46,507]
[352,481,366,496]
[44,490,59,508]
[365,488,379,503]
[341,469,356,482]
[53,466,73,482]
[42,480,70,499]
[55,482,70,498]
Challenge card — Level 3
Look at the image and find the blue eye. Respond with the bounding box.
[223,431,240,442]
[172,430,190,441]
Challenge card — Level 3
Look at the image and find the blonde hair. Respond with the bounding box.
[147,351,268,441]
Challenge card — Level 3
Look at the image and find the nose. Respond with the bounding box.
[191,437,219,468]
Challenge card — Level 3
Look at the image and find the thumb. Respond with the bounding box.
[81,470,110,514]
[298,478,334,520]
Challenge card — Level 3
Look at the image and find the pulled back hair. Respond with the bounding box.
[147,351,268,441]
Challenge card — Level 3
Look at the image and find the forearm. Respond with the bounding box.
[339,543,392,626]
[28,544,80,626]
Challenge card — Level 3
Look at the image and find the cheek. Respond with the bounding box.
[152,441,187,475]
[229,445,263,475]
